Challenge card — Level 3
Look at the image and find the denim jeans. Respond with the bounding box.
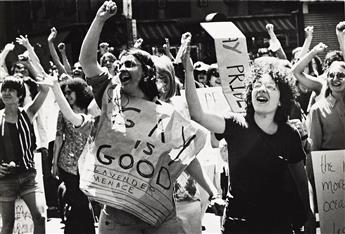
[0,169,41,202]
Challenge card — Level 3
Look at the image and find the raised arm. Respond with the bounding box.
[47,27,67,75]
[0,43,14,77]
[266,23,287,60]
[183,41,225,134]
[25,82,49,121]
[291,43,326,95]
[336,21,345,60]
[174,32,191,64]
[16,35,45,76]
[13,36,49,118]
[163,38,175,62]
[18,54,40,80]
[299,26,314,59]
[133,38,143,49]
[48,75,84,126]
[57,42,72,75]
[79,0,117,77]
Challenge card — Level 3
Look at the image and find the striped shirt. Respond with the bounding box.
[0,108,36,169]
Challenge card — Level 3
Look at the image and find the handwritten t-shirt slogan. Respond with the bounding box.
[79,82,206,226]
[311,150,345,234]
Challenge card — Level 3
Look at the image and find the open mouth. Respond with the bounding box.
[330,80,343,87]
[256,94,269,103]
[73,70,82,76]
[119,72,131,83]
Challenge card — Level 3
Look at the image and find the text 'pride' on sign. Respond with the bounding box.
[201,22,250,113]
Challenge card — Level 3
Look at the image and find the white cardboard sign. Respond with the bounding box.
[201,22,250,113]
[180,87,230,116]
[311,150,345,234]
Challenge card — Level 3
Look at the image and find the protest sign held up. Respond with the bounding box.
[200,22,250,113]
[0,199,34,234]
[180,87,230,116]
[311,150,345,234]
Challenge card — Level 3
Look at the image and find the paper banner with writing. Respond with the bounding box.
[180,87,231,116]
[201,22,250,113]
[311,150,345,234]
[0,199,34,234]
[78,90,206,226]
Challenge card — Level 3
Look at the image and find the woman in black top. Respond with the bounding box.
[183,45,313,233]
[0,76,49,234]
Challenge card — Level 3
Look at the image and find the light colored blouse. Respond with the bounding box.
[308,94,345,151]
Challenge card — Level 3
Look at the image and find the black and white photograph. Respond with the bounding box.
[0,0,344,233]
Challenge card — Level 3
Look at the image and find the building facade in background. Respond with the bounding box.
[0,0,344,69]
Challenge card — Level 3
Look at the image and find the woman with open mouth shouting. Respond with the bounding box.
[78,1,208,234]
[183,43,314,233]
[308,60,345,151]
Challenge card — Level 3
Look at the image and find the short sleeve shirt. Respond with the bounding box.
[215,114,305,218]
[56,111,91,175]
[308,94,345,151]
[86,72,112,109]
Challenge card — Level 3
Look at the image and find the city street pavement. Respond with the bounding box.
[46,212,320,234]
[46,212,221,234]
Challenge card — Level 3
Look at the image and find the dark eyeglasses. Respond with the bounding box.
[14,64,25,70]
[119,60,140,68]
[102,58,116,65]
[328,72,345,80]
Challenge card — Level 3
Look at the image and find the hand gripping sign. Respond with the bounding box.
[201,22,250,113]
[78,83,206,226]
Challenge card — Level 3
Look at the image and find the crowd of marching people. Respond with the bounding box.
[0,0,345,233]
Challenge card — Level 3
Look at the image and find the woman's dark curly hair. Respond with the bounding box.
[1,76,26,105]
[245,57,298,124]
[309,55,323,77]
[206,63,219,87]
[119,48,159,101]
[323,50,343,72]
[60,78,93,109]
